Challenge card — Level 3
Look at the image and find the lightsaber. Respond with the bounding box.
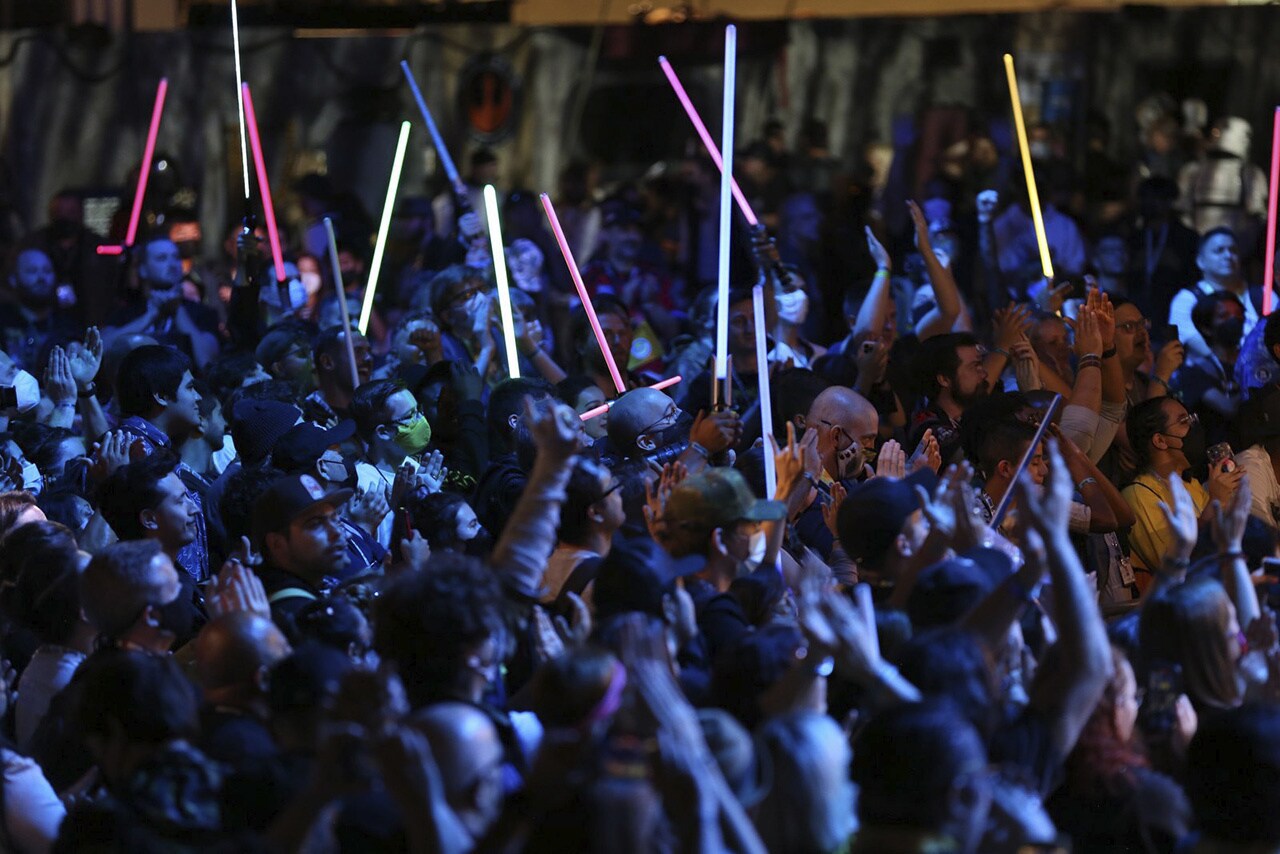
[483,184,521,379]
[715,25,737,388]
[97,78,169,256]
[579,375,683,421]
[242,83,286,284]
[323,217,362,387]
[231,0,250,200]
[540,192,627,394]
[752,283,777,499]
[1264,106,1279,316]
[990,393,1062,529]
[1003,54,1054,281]
[400,60,463,193]
[361,120,411,335]
[658,56,757,227]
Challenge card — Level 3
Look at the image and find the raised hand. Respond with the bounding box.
[68,327,104,390]
[348,484,391,534]
[89,430,131,482]
[1212,473,1252,555]
[875,439,906,480]
[43,346,77,407]
[525,396,585,462]
[1013,439,1073,540]
[1156,472,1199,562]
[688,408,741,455]
[822,480,847,538]
[416,450,448,493]
[1154,339,1185,383]
[398,527,431,571]
[865,225,892,273]
[908,428,942,474]
[1072,306,1103,357]
[993,303,1033,353]
[644,461,688,541]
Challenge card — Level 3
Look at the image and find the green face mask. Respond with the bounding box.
[394,414,433,456]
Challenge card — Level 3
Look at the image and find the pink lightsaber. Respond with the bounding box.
[98,78,168,255]
[658,56,757,227]
[242,83,287,284]
[540,192,627,394]
[1265,106,1280,316]
[580,375,683,421]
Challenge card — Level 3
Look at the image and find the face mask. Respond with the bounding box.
[1212,317,1245,350]
[775,288,809,325]
[743,530,767,573]
[464,530,494,559]
[393,414,433,456]
[300,271,322,296]
[652,410,694,451]
[1167,422,1207,468]
[833,431,866,481]
[20,461,42,496]
[10,371,39,413]
[316,451,348,486]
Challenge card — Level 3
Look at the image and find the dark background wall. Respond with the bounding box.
[3,7,1280,255]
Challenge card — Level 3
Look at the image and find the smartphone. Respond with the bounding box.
[1160,324,1180,343]
[400,455,420,473]
[1262,557,1280,577]
[1207,442,1236,474]
[1140,664,1183,734]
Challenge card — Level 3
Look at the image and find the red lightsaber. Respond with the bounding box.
[97,77,168,255]
[1264,106,1279,316]
[242,83,287,284]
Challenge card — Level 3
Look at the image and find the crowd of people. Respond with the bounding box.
[0,89,1279,853]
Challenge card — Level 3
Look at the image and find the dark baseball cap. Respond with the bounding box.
[231,400,302,467]
[272,420,356,473]
[906,548,1015,631]
[665,467,787,531]
[837,468,938,567]
[256,326,310,368]
[252,473,353,546]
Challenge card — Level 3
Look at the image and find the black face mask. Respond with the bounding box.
[1212,317,1245,351]
[1166,422,1207,468]
[464,530,494,560]
[652,410,694,450]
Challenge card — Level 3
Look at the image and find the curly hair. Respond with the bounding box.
[373,553,503,708]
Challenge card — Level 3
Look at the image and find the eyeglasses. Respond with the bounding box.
[1116,319,1152,335]
[1170,411,1199,428]
[596,480,623,502]
[389,407,423,428]
[639,404,679,437]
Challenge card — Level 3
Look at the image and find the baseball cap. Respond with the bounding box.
[837,468,938,566]
[252,473,353,546]
[906,551,1009,631]
[231,400,302,467]
[272,420,357,473]
[255,326,310,368]
[664,468,787,532]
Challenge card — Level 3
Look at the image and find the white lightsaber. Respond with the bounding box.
[714,24,737,385]
[231,0,250,200]
[752,283,776,499]
[483,184,521,379]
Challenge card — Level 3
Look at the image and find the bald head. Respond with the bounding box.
[607,388,678,454]
[195,612,292,695]
[805,387,879,480]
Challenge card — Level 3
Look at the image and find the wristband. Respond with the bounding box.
[78,381,97,398]
[1101,347,1117,359]
[991,348,1010,360]
[1218,550,1245,561]
[1076,477,1098,491]
[689,442,711,460]
[1077,356,1102,372]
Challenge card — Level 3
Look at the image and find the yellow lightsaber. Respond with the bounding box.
[360,120,411,335]
[1003,54,1054,281]
[483,184,521,379]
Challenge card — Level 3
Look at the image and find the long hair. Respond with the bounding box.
[1064,646,1149,796]
[1140,577,1242,711]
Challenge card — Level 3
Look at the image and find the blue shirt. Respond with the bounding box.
[117,416,211,581]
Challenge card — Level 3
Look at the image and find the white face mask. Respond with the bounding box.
[11,370,39,413]
[744,529,767,573]
[775,288,810,325]
[300,271,323,297]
